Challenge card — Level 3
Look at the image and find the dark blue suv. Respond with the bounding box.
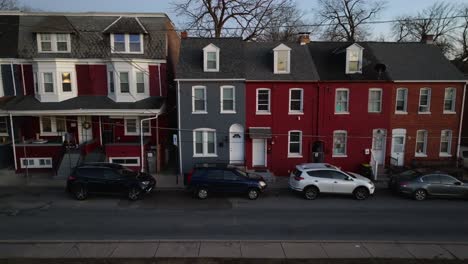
[187,165,267,200]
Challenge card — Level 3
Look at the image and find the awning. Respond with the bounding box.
[249,127,272,139]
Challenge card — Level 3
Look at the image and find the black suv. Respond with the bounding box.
[67,163,156,201]
[187,165,267,200]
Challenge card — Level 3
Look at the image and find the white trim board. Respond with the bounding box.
[9,109,161,116]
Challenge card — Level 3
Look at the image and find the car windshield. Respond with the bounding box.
[345,172,357,178]
[236,170,249,178]
[119,168,137,177]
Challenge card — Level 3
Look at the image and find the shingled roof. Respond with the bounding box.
[103,17,148,34]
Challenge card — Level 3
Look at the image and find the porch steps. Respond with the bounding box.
[56,152,81,178]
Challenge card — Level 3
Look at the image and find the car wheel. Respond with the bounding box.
[197,187,208,199]
[304,186,319,200]
[73,185,88,200]
[247,188,259,200]
[413,189,427,201]
[128,187,141,201]
[353,187,370,200]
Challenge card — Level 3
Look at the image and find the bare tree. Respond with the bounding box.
[0,0,18,10]
[391,1,460,55]
[171,0,305,41]
[315,0,386,42]
[452,6,468,69]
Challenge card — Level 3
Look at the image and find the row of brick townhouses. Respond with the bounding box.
[176,34,466,176]
[0,11,179,176]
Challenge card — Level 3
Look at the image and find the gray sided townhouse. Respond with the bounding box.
[176,38,246,173]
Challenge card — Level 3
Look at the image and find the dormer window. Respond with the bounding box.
[203,44,219,72]
[111,34,144,54]
[37,33,71,53]
[273,44,291,74]
[345,43,363,74]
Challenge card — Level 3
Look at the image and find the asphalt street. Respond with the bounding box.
[0,187,467,242]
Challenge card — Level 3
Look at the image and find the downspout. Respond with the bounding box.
[21,64,26,95]
[456,81,467,161]
[99,116,103,146]
[10,62,16,96]
[177,80,183,179]
[140,114,160,173]
[9,114,17,170]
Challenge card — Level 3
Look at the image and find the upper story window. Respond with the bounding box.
[440,130,452,156]
[256,88,271,114]
[37,33,71,53]
[335,88,349,114]
[273,44,291,74]
[33,62,77,102]
[415,130,428,156]
[119,72,130,93]
[368,88,382,113]
[396,88,408,113]
[43,72,54,93]
[346,44,363,74]
[289,88,303,114]
[107,63,149,102]
[203,44,220,72]
[61,72,72,92]
[192,86,207,113]
[288,131,302,157]
[136,71,145,93]
[108,71,115,93]
[444,87,456,113]
[220,85,235,113]
[418,88,431,113]
[333,130,347,157]
[0,117,8,136]
[111,34,144,54]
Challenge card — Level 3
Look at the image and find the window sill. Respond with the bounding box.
[443,111,456,115]
[334,112,349,115]
[220,111,236,114]
[193,154,218,158]
[273,71,290,74]
[395,111,408,115]
[418,112,431,115]
[288,112,304,115]
[368,111,382,114]
[256,112,271,115]
[439,153,452,157]
[111,51,144,55]
[204,69,219,72]
[192,111,208,115]
[332,154,347,158]
[38,51,71,54]
[288,154,303,158]
[415,153,427,157]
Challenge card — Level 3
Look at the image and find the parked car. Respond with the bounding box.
[388,168,432,192]
[397,173,468,201]
[186,165,267,200]
[289,163,375,200]
[67,163,156,201]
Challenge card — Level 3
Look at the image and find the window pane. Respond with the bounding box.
[56,34,68,51]
[126,119,137,133]
[195,131,203,154]
[207,132,215,154]
[42,117,52,132]
[290,90,302,111]
[113,34,125,52]
[223,88,233,100]
[336,90,348,112]
[0,117,8,134]
[62,72,72,92]
[416,131,427,154]
[194,88,206,111]
[136,72,145,93]
[142,121,150,134]
[222,87,234,111]
[444,88,455,111]
[257,90,270,111]
[419,89,430,112]
[43,73,54,93]
[277,51,288,71]
[129,34,141,52]
[40,34,52,51]
[348,61,359,72]
[207,52,217,69]
[109,71,114,93]
[56,118,66,132]
[120,72,129,93]
[333,132,346,155]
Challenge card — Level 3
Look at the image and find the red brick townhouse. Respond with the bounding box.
[0,11,179,175]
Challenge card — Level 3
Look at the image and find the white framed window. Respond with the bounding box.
[111,34,144,54]
[440,130,452,156]
[124,117,151,136]
[335,88,349,114]
[61,72,72,92]
[333,130,347,157]
[288,131,302,157]
[220,85,235,113]
[415,130,428,156]
[193,129,217,157]
[396,88,408,113]
[43,72,54,93]
[20,158,52,169]
[192,86,207,113]
[39,116,66,135]
[119,72,130,93]
[37,33,71,53]
[109,157,140,166]
[289,88,303,114]
[346,44,363,74]
[368,88,382,113]
[136,71,145,93]
[273,44,291,74]
[108,71,115,93]
[0,117,8,136]
[443,87,456,113]
[256,88,271,114]
[203,44,220,72]
[418,88,431,113]
[33,72,38,94]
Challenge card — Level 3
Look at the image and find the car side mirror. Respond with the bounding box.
[454,181,462,186]
[347,177,353,181]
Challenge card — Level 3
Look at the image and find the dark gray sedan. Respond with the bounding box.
[397,174,468,201]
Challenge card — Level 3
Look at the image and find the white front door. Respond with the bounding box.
[78,116,93,144]
[229,124,245,164]
[252,139,266,167]
[391,129,406,166]
[372,129,386,165]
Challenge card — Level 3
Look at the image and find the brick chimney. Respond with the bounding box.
[181,31,188,39]
[421,34,434,44]
[298,32,311,45]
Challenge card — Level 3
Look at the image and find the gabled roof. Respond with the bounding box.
[103,16,148,34]
[176,38,245,79]
[307,41,390,81]
[244,41,319,81]
[367,42,465,81]
[31,15,75,33]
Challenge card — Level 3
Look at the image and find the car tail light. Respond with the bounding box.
[68,175,76,181]
[187,170,194,184]
[399,182,408,187]
[294,176,304,181]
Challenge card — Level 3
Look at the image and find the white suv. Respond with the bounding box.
[289,163,375,200]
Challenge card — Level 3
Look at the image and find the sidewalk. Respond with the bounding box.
[0,240,467,261]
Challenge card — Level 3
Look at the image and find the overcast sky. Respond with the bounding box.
[19,0,467,39]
